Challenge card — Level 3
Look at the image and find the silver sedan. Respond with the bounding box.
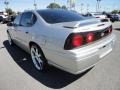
[7,9,116,74]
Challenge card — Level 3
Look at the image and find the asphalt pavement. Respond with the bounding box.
[0,22,120,90]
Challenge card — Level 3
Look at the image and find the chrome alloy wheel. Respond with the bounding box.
[31,45,44,70]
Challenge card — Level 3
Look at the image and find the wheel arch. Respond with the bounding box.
[29,41,47,59]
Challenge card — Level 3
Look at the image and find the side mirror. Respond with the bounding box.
[7,22,13,26]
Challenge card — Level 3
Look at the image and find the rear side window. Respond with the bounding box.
[37,10,85,24]
[20,12,37,27]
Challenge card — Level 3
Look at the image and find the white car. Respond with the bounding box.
[7,9,116,74]
[0,15,7,23]
[86,12,107,20]
[116,14,120,21]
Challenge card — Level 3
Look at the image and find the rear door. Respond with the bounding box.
[9,14,21,44]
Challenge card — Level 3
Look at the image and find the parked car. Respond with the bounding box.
[0,15,7,23]
[118,14,120,21]
[2,18,8,24]
[2,16,16,24]
[85,12,107,19]
[7,9,116,74]
[84,12,109,22]
[115,14,120,21]
[9,15,16,22]
[106,14,115,22]
[112,14,119,21]
[6,15,16,23]
[0,16,3,22]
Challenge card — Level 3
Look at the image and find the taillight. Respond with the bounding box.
[64,34,84,50]
[72,34,83,47]
[64,26,112,50]
[86,33,94,43]
[96,17,100,18]
[108,26,112,33]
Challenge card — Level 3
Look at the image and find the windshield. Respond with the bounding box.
[37,9,85,24]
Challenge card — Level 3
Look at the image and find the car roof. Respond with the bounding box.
[25,9,74,13]
[37,9,72,13]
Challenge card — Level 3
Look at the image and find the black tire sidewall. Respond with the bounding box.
[30,44,48,71]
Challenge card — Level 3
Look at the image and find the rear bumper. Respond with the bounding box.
[47,33,116,74]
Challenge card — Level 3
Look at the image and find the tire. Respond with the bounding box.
[30,44,48,71]
[7,32,14,46]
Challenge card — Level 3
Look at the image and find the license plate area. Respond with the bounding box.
[99,41,113,58]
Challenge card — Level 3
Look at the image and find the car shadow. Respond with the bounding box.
[114,28,120,31]
[3,40,92,89]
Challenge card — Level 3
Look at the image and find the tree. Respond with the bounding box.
[5,8,15,16]
[61,5,67,10]
[111,10,119,14]
[118,10,120,14]
[47,3,61,9]
[102,11,107,14]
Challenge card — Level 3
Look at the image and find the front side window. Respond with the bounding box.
[14,14,21,26]
[20,12,32,27]
[20,12,37,27]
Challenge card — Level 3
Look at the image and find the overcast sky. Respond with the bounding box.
[0,0,120,13]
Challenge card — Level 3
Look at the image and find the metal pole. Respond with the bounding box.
[98,0,100,12]
[81,3,83,14]
[34,0,37,10]
[87,4,89,13]
[70,0,72,10]
[4,0,9,9]
[96,0,98,12]
[96,0,101,12]
[4,0,9,16]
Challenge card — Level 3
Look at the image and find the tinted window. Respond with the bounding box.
[0,16,3,19]
[20,12,37,27]
[20,12,32,27]
[14,14,21,25]
[37,9,85,24]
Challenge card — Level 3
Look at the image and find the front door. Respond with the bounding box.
[16,12,37,51]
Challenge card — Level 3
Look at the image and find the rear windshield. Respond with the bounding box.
[37,9,85,24]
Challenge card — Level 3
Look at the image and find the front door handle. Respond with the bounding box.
[25,31,29,34]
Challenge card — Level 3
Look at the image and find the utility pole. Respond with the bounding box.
[87,4,89,13]
[33,0,37,10]
[4,0,9,16]
[81,3,83,14]
[96,0,101,12]
[54,0,56,3]
[4,0,9,9]
[67,0,76,10]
